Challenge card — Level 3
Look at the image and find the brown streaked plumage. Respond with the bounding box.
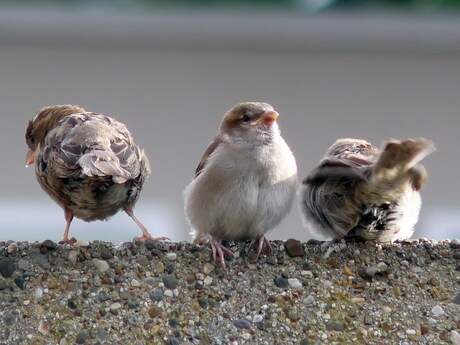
[25,104,168,243]
[299,138,435,242]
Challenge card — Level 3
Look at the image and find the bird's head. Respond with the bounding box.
[25,104,86,166]
[219,102,280,144]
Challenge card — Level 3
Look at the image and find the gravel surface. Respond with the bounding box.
[0,238,459,345]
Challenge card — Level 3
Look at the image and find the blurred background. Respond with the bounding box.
[1,0,459,243]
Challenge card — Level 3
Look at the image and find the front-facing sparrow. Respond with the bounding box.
[299,137,435,242]
[184,102,298,268]
[25,104,167,243]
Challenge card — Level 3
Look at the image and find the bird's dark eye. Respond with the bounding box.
[242,114,251,122]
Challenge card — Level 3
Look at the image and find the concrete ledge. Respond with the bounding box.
[0,239,459,344]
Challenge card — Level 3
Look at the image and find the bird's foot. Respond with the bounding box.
[133,234,170,242]
[209,236,234,270]
[322,238,347,259]
[59,237,77,245]
[251,235,272,260]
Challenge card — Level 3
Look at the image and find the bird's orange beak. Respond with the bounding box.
[25,149,36,167]
[253,110,279,126]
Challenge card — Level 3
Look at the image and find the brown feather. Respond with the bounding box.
[194,137,223,178]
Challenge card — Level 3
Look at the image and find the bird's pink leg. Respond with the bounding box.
[251,235,273,260]
[209,235,234,270]
[125,207,170,242]
[59,208,77,244]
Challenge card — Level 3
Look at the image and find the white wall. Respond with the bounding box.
[1,6,459,242]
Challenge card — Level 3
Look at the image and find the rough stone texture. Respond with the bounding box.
[0,239,459,345]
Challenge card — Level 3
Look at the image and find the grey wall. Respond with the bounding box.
[1,7,459,242]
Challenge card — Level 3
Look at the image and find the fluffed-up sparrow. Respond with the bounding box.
[299,138,435,242]
[184,102,298,268]
[25,104,168,243]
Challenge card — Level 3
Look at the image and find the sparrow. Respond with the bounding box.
[184,102,298,268]
[25,104,168,243]
[299,138,435,242]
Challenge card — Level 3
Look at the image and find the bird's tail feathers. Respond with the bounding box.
[369,137,435,191]
[78,150,131,183]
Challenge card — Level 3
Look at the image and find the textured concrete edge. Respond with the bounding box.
[0,239,459,344]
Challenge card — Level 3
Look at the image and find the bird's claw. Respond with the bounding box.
[210,236,234,270]
[251,235,272,260]
[59,237,77,245]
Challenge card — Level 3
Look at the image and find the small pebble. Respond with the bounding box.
[41,239,58,250]
[97,328,108,341]
[110,302,123,313]
[420,325,430,335]
[410,266,423,273]
[0,257,16,278]
[144,240,155,250]
[131,279,141,287]
[452,293,460,304]
[149,289,164,302]
[253,315,264,323]
[38,320,49,335]
[287,278,302,288]
[3,314,15,326]
[428,318,437,325]
[100,246,113,260]
[303,295,315,306]
[359,262,388,279]
[451,330,460,345]
[382,306,392,313]
[351,297,365,304]
[169,338,180,345]
[98,292,111,302]
[34,288,44,300]
[450,239,460,249]
[164,289,174,297]
[145,277,156,286]
[155,261,165,273]
[74,240,89,247]
[93,259,109,273]
[203,262,215,274]
[17,259,30,271]
[75,331,89,344]
[234,318,252,329]
[162,275,179,290]
[429,277,440,286]
[68,251,78,265]
[127,300,139,309]
[343,265,354,276]
[148,306,162,318]
[14,278,26,290]
[284,239,304,257]
[431,305,445,318]
[274,277,289,288]
[7,242,18,254]
[166,253,177,261]
[301,271,313,279]
[203,276,213,285]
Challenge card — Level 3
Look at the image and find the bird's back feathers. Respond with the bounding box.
[300,137,435,241]
[44,113,145,184]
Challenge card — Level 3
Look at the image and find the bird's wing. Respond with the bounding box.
[194,137,223,178]
[302,158,367,237]
[43,114,147,184]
